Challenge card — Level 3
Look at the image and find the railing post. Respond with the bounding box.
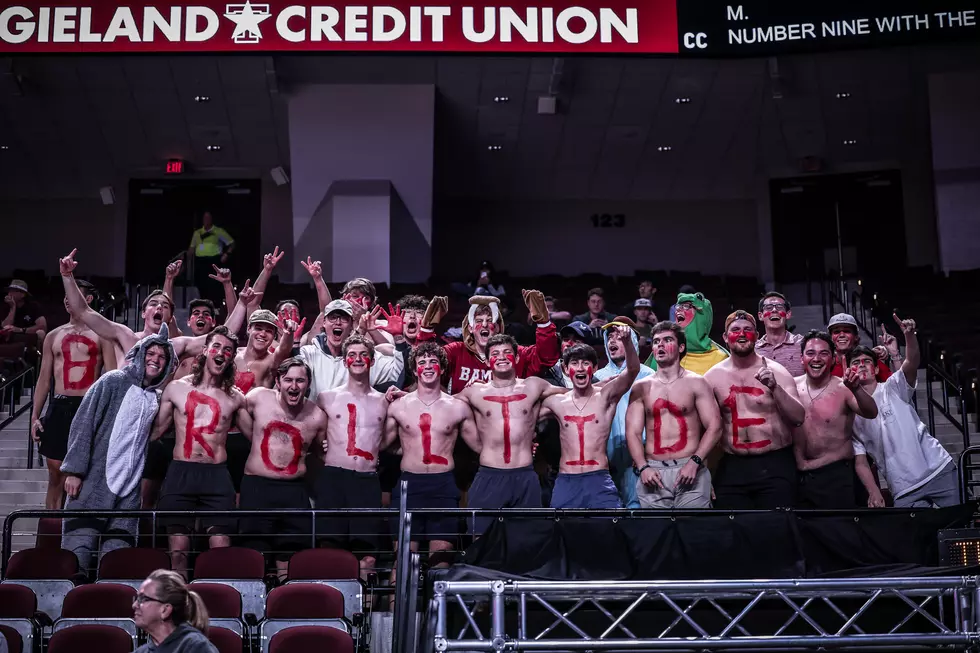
[393,479,411,653]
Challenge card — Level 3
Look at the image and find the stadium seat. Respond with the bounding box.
[2,548,78,620]
[192,547,267,622]
[35,517,63,550]
[0,584,38,653]
[288,549,359,580]
[193,583,243,618]
[267,584,345,620]
[98,548,171,589]
[47,624,135,653]
[267,625,353,653]
[208,626,243,653]
[61,583,137,618]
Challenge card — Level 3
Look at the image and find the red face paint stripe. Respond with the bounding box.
[61,334,98,390]
[651,398,688,455]
[563,414,599,466]
[484,394,527,464]
[723,385,770,450]
[184,391,220,459]
[419,413,449,465]
[260,420,304,475]
[345,403,375,461]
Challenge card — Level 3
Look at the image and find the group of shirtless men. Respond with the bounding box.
[31,246,918,578]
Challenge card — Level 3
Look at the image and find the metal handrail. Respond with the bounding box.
[0,365,35,439]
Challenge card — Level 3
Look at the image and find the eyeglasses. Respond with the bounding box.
[133,593,166,606]
[762,303,787,311]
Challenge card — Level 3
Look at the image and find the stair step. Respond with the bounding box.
[0,457,30,467]
[0,468,48,481]
[0,491,47,504]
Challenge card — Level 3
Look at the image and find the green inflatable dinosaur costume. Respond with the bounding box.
[645,292,729,374]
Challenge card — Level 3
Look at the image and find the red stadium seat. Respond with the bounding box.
[61,583,137,618]
[268,625,353,653]
[288,549,359,580]
[35,517,63,550]
[195,547,265,580]
[0,624,23,653]
[98,548,171,582]
[208,626,243,653]
[266,584,345,620]
[192,583,243,618]
[5,548,77,580]
[0,585,36,618]
[47,624,134,653]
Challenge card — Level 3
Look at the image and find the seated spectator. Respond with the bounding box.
[573,288,618,328]
[545,296,572,326]
[646,292,728,375]
[828,313,893,382]
[755,292,803,377]
[623,279,658,316]
[851,315,958,508]
[1,279,47,346]
[133,569,216,653]
[451,260,506,299]
[632,299,655,344]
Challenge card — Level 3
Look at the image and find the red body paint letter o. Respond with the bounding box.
[563,414,599,466]
[419,413,449,465]
[62,334,98,390]
[651,398,688,455]
[184,391,220,459]
[345,404,375,461]
[484,394,527,464]
[260,420,304,475]
[723,385,770,450]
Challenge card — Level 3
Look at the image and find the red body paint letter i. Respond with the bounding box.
[419,413,449,465]
[184,391,220,459]
[62,334,98,390]
[723,385,770,450]
[484,394,527,464]
[563,414,598,466]
[346,404,375,461]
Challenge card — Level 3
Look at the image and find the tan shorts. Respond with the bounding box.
[635,457,712,509]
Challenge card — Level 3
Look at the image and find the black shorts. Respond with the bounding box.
[143,428,175,481]
[713,446,798,510]
[225,431,250,493]
[798,458,857,509]
[314,466,386,553]
[157,461,237,534]
[391,471,460,542]
[467,465,542,535]
[378,451,403,494]
[39,395,82,462]
[239,475,312,560]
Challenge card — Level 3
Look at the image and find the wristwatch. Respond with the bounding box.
[690,455,704,468]
[634,463,651,475]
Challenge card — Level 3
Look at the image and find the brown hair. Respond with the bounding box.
[146,569,209,634]
[277,357,312,383]
[397,294,429,313]
[191,326,238,393]
[650,320,687,360]
[342,333,375,359]
[409,341,448,371]
[342,277,377,303]
[141,289,174,313]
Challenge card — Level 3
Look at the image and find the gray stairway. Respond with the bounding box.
[0,396,46,553]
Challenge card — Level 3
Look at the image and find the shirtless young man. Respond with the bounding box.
[626,321,723,508]
[540,328,639,509]
[794,330,878,509]
[233,310,295,393]
[240,358,327,579]
[31,279,114,509]
[704,311,806,510]
[456,334,568,534]
[315,334,395,578]
[150,326,250,578]
[172,299,218,379]
[58,248,249,371]
[386,342,479,576]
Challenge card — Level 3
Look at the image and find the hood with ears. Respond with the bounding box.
[122,323,177,390]
[594,322,650,382]
[461,295,505,357]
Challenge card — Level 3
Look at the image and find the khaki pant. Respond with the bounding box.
[635,457,712,509]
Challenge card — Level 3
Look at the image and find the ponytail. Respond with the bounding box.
[185,590,210,635]
[146,569,210,635]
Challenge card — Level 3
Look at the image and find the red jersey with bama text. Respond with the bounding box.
[418,322,560,394]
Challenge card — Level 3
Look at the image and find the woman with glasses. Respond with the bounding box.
[133,569,217,652]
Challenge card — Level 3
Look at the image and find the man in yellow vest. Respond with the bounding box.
[187,211,235,304]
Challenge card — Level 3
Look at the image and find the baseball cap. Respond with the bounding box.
[323,299,354,317]
[560,321,591,341]
[634,298,652,308]
[248,309,278,330]
[5,279,29,294]
[725,310,757,331]
[828,313,858,330]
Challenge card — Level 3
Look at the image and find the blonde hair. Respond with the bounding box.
[146,569,209,634]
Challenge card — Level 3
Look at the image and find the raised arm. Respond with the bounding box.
[514,289,560,374]
[30,331,55,444]
[59,250,134,348]
[249,246,284,318]
[603,326,641,405]
[300,257,332,314]
[417,296,449,343]
[207,264,237,318]
[843,368,879,419]
[892,313,919,387]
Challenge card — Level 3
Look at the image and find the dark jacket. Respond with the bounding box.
[135,623,217,653]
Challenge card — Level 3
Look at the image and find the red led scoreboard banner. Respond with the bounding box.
[0,1,679,53]
[0,0,978,54]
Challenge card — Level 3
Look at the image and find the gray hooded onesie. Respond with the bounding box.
[61,324,177,572]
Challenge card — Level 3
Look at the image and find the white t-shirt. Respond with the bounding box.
[852,371,951,499]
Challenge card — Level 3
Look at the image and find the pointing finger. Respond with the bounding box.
[893,312,903,326]
[760,356,768,368]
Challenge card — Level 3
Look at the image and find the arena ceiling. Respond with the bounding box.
[0,42,977,201]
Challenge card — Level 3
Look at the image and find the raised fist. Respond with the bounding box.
[422,296,449,328]
[522,289,548,324]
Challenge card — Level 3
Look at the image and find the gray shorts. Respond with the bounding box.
[635,457,712,509]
